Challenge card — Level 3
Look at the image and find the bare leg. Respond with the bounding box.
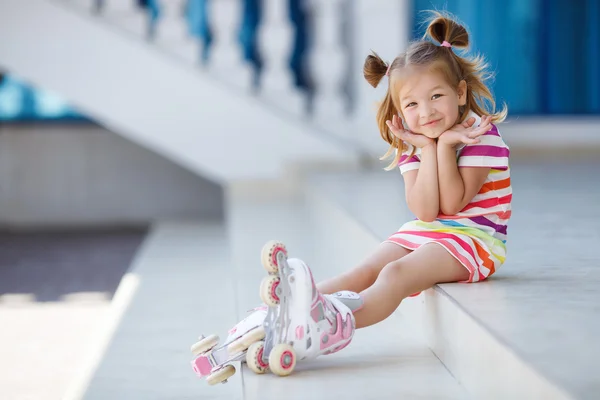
[317,242,411,295]
[354,243,470,329]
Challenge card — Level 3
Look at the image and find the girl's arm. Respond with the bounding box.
[386,114,439,221]
[436,116,495,215]
[403,142,440,222]
[437,143,489,215]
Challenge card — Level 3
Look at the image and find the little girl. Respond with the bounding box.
[315,11,511,329]
[193,11,511,380]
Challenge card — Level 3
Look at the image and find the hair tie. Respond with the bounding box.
[441,41,452,48]
[385,63,392,76]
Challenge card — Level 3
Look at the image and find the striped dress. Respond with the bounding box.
[386,112,511,283]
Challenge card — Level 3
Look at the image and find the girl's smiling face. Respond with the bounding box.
[394,66,467,138]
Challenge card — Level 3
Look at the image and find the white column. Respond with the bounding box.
[102,0,147,37]
[352,0,411,156]
[308,0,346,125]
[258,0,305,116]
[209,0,253,90]
[154,0,197,64]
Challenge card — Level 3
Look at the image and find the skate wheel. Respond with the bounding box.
[206,364,235,385]
[190,334,220,356]
[268,343,296,376]
[261,240,287,273]
[259,275,281,306]
[227,325,266,354]
[246,341,269,374]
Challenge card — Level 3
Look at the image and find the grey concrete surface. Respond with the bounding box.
[5,156,599,399]
[0,124,224,227]
[309,156,600,399]
[0,229,147,301]
[0,229,147,400]
[81,212,466,398]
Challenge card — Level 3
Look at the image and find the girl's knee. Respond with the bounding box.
[380,259,405,277]
[357,246,410,279]
[354,262,380,283]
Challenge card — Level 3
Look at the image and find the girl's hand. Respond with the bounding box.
[386,115,435,149]
[438,115,493,147]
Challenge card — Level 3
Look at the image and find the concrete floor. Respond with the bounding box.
[0,229,146,400]
[2,157,599,399]
[80,218,466,399]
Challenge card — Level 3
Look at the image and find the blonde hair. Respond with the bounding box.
[363,11,508,170]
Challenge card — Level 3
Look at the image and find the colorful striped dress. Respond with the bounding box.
[386,112,511,282]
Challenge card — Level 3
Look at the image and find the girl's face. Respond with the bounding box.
[395,68,467,138]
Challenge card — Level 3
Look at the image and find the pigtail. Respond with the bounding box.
[363,51,407,171]
[363,51,389,88]
[424,11,469,50]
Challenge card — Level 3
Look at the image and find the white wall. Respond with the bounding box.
[0,124,224,228]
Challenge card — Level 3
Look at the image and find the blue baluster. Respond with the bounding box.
[187,0,213,65]
[20,83,36,121]
[138,0,161,40]
[239,0,263,89]
[288,0,310,92]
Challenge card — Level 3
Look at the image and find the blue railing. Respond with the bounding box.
[0,0,313,121]
[1,0,599,121]
[0,73,87,121]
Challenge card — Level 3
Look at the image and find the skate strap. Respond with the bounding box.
[328,291,364,313]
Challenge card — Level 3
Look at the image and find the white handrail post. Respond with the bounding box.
[308,0,347,128]
[154,0,198,64]
[352,0,411,155]
[209,0,253,90]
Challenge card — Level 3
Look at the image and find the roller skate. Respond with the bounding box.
[257,241,363,377]
[190,306,268,385]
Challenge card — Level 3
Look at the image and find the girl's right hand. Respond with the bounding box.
[386,115,435,149]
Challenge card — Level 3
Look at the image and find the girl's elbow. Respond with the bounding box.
[408,199,439,222]
[440,203,462,216]
[418,213,438,223]
[416,209,439,222]
[440,207,456,216]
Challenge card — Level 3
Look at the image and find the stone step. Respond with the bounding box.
[74,189,466,398]
[305,159,600,399]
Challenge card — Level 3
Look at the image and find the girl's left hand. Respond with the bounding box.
[438,115,493,147]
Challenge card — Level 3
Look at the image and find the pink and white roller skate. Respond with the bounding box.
[190,306,268,385]
[257,241,363,377]
[191,240,364,384]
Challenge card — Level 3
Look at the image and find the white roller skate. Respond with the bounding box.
[190,306,268,385]
[258,241,363,377]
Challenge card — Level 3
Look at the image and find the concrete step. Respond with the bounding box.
[305,158,600,399]
[66,222,243,399]
[74,187,467,398]
[225,185,468,398]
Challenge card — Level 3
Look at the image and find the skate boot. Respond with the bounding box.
[190,305,268,385]
[256,241,364,377]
